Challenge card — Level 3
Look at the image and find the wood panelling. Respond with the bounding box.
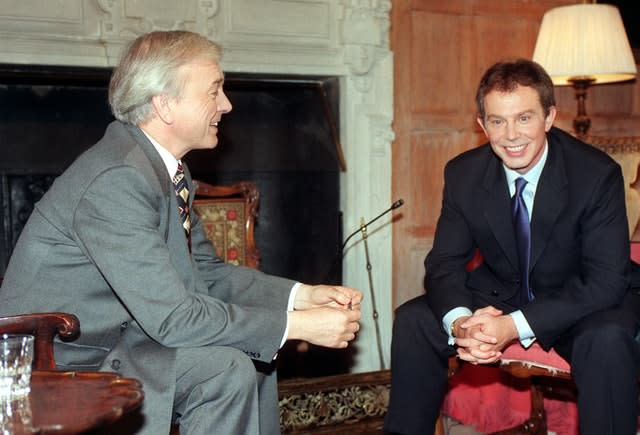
[388,0,640,307]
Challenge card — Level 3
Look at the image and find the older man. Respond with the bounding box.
[0,30,362,435]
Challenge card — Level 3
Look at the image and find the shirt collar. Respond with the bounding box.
[140,128,180,177]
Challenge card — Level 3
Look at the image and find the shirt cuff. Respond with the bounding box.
[509,310,536,348]
[443,307,473,346]
[280,282,302,348]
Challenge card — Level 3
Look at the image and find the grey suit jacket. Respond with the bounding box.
[0,121,296,432]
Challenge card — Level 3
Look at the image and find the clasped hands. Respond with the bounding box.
[452,306,519,364]
[287,284,363,349]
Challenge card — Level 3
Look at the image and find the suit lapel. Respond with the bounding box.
[482,154,520,271]
[530,140,568,270]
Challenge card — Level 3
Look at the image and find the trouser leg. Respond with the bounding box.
[173,346,260,435]
[254,361,280,435]
[554,293,640,435]
[384,294,455,435]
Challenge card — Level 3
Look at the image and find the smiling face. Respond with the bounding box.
[477,85,556,175]
[167,58,232,158]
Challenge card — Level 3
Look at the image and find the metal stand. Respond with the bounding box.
[360,218,386,370]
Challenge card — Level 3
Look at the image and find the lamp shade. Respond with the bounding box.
[532,4,637,85]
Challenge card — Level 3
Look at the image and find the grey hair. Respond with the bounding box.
[108,30,223,125]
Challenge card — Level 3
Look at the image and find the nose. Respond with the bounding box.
[218,89,233,114]
[505,120,518,140]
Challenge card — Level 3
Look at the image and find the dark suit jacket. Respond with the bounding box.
[0,121,296,433]
[425,127,631,349]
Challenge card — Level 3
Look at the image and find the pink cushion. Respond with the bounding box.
[442,362,579,434]
[631,242,640,263]
[500,342,570,373]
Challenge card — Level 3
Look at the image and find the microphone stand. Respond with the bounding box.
[360,217,386,370]
[325,199,404,283]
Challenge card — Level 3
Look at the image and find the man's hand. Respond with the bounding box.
[287,307,361,348]
[294,284,363,311]
[453,306,518,365]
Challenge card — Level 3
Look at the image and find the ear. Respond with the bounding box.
[150,94,173,125]
[544,106,557,132]
[476,116,489,138]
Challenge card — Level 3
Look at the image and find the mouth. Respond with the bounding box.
[504,143,526,153]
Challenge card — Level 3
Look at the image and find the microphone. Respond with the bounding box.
[340,199,405,252]
[325,199,405,283]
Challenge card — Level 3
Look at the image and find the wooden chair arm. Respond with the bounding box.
[0,312,80,370]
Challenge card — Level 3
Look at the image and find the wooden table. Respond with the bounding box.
[1,370,144,434]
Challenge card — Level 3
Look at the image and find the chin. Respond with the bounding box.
[503,158,531,172]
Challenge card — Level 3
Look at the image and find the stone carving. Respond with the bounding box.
[96,0,219,42]
[341,0,392,76]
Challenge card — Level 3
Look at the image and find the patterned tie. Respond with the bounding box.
[172,162,191,239]
[512,177,534,305]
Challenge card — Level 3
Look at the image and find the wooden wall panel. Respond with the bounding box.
[410,12,466,116]
[391,0,582,308]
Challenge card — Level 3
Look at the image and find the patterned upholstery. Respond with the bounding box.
[192,180,260,269]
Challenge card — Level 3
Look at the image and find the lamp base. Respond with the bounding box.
[568,77,596,137]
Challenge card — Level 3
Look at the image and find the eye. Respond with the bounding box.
[490,119,503,127]
[519,114,530,123]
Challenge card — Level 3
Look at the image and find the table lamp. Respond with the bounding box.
[532,3,637,136]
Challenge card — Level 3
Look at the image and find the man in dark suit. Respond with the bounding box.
[0,30,362,435]
[384,59,640,435]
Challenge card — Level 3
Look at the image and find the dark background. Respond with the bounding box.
[603,1,639,50]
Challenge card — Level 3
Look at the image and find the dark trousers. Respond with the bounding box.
[383,293,640,435]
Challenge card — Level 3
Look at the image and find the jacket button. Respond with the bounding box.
[491,290,499,296]
[111,359,121,370]
[120,322,128,330]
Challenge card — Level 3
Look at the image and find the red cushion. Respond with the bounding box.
[500,342,570,373]
[631,242,640,263]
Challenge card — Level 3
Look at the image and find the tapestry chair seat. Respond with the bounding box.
[192,180,260,269]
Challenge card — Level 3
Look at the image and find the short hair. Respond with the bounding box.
[108,30,223,125]
[475,59,556,121]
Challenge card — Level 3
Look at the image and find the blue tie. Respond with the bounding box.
[512,177,534,305]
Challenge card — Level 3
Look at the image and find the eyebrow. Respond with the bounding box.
[213,74,225,86]
[486,110,535,119]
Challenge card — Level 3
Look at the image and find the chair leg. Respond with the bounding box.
[486,379,547,435]
[435,414,444,435]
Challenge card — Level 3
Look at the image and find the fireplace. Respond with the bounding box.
[0,64,343,286]
[0,0,393,373]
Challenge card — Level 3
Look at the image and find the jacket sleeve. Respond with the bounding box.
[425,160,479,324]
[73,165,290,362]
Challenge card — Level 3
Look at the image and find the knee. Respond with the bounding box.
[572,321,640,369]
[394,295,430,329]
[182,347,258,400]
[222,349,257,391]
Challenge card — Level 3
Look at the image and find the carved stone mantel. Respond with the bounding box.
[0,0,394,373]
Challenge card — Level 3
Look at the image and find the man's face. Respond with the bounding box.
[477,85,556,175]
[169,58,232,157]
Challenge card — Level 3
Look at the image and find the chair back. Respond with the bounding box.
[584,135,640,239]
[192,180,260,269]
